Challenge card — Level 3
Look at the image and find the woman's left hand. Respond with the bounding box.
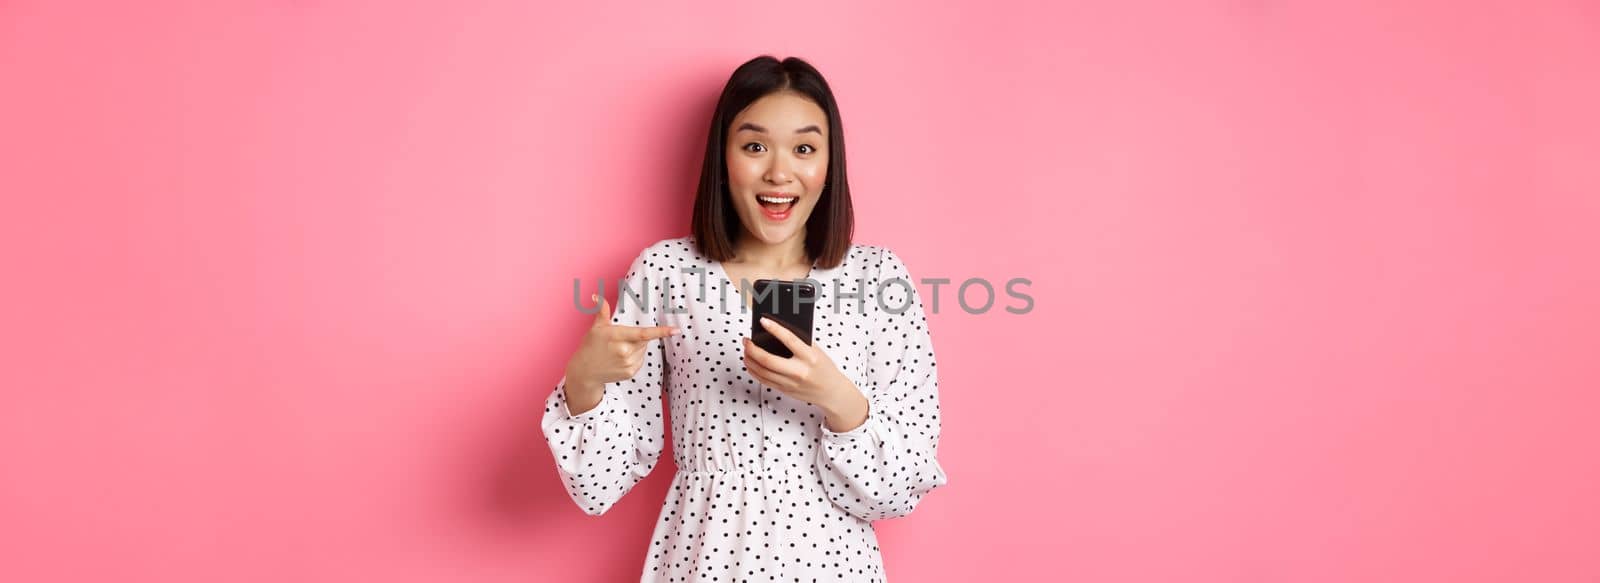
[743,316,866,424]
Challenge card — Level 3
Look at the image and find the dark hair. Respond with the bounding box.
[690,55,854,268]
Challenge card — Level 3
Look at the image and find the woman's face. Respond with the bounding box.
[725,91,830,249]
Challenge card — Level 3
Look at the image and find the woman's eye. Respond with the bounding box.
[743,143,815,154]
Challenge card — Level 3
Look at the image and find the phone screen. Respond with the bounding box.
[750,279,817,358]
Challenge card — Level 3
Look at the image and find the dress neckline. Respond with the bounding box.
[710,258,814,312]
[688,235,846,311]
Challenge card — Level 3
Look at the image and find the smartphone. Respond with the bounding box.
[750,279,817,358]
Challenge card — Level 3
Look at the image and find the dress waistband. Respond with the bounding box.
[674,464,800,478]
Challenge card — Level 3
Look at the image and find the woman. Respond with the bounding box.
[541,55,949,581]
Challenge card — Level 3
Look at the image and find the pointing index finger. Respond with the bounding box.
[615,325,681,342]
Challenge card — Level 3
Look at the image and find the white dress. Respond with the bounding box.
[541,235,950,581]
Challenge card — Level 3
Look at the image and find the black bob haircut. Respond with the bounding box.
[690,55,854,269]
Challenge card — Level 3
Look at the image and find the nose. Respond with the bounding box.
[764,153,792,184]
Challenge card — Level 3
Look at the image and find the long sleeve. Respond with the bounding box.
[815,247,950,521]
[540,249,668,516]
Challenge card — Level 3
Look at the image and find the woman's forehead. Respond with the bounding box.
[733,94,827,131]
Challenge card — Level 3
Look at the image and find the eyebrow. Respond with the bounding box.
[735,122,823,135]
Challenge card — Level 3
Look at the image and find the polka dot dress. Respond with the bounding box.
[541,235,949,581]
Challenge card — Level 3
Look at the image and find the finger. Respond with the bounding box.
[757,316,811,359]
[744,337,806,379]
[614,325,681,342]
[611,341,634,359]
[744,348,796,389]
[592,294,612,327]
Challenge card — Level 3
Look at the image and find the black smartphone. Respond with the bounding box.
[750,279,817,358]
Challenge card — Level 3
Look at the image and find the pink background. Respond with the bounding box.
[3,1,1598,581]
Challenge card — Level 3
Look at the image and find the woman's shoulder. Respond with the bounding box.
[838,241,912,278]
[621,236,697,276]
[643,235,696,258]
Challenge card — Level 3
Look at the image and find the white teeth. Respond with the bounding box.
[758,195,797,204]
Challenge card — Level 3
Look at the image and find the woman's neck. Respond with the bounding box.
[731,229,809,270]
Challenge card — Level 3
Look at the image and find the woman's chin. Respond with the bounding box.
[748,222,803,246]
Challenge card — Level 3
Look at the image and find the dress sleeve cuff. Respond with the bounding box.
[820,406,875,441]
[557,375,610,421]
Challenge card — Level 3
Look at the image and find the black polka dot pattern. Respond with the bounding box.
[540,236,949,581]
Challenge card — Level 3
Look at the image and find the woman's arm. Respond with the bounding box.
[814,247,950,521]
[540,245,672,516]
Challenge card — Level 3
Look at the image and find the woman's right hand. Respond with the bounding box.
[563,294,680,401]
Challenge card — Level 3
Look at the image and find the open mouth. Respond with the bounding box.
[757,194,797,220]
